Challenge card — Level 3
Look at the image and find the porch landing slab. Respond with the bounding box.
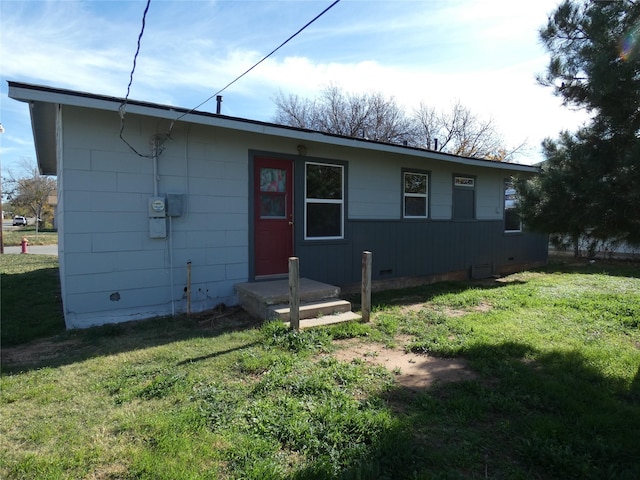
[235,278,340,307]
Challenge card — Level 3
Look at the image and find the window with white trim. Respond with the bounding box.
[504,179,522,232]
[403,170,429,218]
[305,162,344,239]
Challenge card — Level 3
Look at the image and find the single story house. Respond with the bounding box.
[8,81,547,329]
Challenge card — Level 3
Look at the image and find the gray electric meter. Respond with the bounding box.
[148,197,166,218]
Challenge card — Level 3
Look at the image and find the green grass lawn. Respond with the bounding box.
[0,255,64,346]
[1,258,639,479]
[2,227,58,246]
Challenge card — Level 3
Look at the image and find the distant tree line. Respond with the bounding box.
[272,84,526,162]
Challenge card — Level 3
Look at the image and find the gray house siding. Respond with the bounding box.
[296,219,547,288]
[58,107,253,327]
[260,149,546,288]
[56,105,545,328]
[9,81,546,329]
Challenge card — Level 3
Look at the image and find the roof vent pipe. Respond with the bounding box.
[434,138,438,150]
[216,95,223,115]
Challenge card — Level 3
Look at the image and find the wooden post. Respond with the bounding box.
[289,257,300,331]
[186,261,192,316]
[361,251,372,322]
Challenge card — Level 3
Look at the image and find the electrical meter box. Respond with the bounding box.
[148,197,167,238]
[166,194,183,217]
[148,197,166,218]
[149,218,167,238]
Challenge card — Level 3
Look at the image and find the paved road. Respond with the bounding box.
[3,244,58,256]
[3,220,58,255]
[2,220,26,230]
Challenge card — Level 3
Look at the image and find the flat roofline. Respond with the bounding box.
[8,80,540,175]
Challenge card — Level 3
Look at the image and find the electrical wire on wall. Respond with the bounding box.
[119,0,342,153]
[116,0,342,316]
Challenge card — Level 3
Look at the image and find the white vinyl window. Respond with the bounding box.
[305,162,344,239]
[504,180,522,232]
[403,171,429,218]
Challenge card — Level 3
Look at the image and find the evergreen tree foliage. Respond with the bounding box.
[518,0,640,249]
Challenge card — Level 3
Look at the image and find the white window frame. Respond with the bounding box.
[403,170,429,219]
[504,179,522,233]
[304,161,344,240]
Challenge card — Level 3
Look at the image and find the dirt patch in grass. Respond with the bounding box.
[1,307,263,369]
[400,301,493,318]
[400,303,426,314]
[85,463,130,480]
[440,302,493,318]
[1,304,477,394]
[333,338,476,390]
[1,338,82,367]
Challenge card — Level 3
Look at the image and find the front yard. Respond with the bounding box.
[1,256,639,479]
[2,227,58,247]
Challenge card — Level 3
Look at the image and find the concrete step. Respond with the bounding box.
[268,299,352,321]
[284,311,362,329]
[235,278,342,320]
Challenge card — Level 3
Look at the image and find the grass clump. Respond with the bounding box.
[261,320,333,354]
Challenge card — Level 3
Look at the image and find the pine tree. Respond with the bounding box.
[518,0,640,249]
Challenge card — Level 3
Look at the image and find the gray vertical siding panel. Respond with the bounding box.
[296,242,351,285]
[397,222,429,277]
[295,220,547,286]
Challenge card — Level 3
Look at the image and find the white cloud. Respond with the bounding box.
[1,0,586,171]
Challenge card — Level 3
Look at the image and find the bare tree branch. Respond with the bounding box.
[273,86,526,161]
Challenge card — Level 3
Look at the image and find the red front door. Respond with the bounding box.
[254,157,294,276]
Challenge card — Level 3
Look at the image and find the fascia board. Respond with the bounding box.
[8,81,539,175]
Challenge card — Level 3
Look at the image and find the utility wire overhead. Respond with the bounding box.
[168,0,342,132]
[119,0,342,156]
[119,0,153,158]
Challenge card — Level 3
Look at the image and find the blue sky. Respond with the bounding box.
[1,0,590,176]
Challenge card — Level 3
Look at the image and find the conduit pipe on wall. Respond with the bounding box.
[151,134,162,197]
[149,131,172,312]
[186,261,192,316]
[169,215,175,316]
[150,132,169,197]
[153,152,159,197]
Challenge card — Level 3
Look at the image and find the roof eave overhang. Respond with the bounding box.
[30,101,58,175]
[8,81,540,176]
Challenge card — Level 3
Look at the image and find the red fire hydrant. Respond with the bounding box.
[21,237,29,254]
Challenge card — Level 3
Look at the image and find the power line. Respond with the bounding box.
[119,0,154,158]
[124,0,150,106]
[119,0,342,155]
[168,0,342,132]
